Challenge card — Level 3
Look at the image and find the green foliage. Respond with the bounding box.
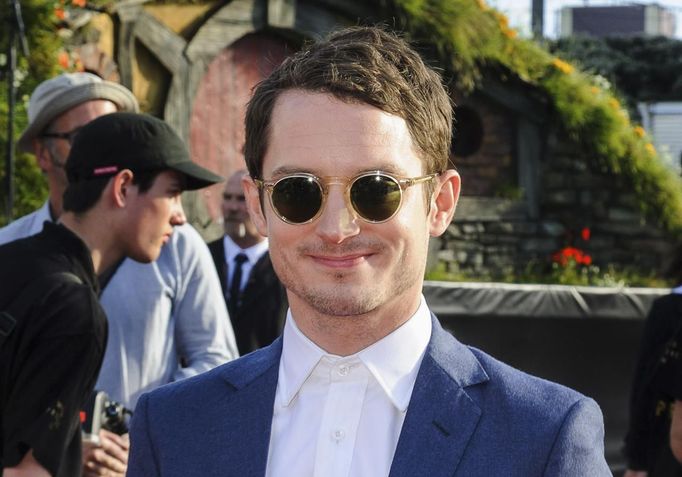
[550,35,682,112]
[0,0,61,223]
[390,0,682,238]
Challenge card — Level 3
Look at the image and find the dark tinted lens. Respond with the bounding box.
[271,176,323,223]
[350,174,401,222]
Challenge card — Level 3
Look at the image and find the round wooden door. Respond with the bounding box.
[190,33,292,221]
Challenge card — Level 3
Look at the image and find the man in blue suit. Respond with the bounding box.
[128,26,611,476]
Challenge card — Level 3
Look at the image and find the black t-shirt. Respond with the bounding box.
[0,222,107,477]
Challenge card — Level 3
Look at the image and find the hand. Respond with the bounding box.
[623,470,648,477]
[82,429,129,477]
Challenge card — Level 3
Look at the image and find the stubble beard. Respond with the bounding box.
[274,239,418,319]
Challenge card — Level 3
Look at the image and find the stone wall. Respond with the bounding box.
[434,131,676,278]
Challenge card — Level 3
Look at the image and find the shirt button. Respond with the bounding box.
[338,365,350,376]
[332,429,345,442]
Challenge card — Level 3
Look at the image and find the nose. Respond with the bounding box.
[171,197,187,226]
[314,186,360,244]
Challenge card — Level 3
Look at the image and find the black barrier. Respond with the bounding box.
[423,281,669,476]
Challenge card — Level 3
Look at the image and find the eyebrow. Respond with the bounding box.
[268,163,410,178]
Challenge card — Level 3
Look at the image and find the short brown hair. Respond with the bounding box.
[244,26,452,180]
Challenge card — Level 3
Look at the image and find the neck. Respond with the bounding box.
[288,291,422,356]
[48,187,64,221]
[59,211,123,274]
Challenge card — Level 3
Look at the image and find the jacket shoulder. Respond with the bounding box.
[468,346,589,411]
[139,339,281,408]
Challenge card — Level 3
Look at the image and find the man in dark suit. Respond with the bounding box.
[208,170,286,354]
[128,27,611,476]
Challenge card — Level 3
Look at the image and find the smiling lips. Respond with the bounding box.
[309,253,372,269]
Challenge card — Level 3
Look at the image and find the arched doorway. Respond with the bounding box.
[189,32,293,221]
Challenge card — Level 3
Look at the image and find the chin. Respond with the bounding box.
[127,247,162,264]
[300,285,381,317]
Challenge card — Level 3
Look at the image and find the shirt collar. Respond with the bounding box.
[278,296,432,412]
[223,234,269,265]
[39,201,55,224]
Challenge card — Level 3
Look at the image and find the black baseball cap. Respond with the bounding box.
[65,112,223,190]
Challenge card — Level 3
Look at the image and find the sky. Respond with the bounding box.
[487,0,682,38]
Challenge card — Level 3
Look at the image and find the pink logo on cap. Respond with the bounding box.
[93,166,118,176]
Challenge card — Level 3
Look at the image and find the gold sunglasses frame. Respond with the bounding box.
[254,170,439,225]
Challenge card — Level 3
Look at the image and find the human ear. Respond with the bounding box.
[112,170,135,208]
[428,169,460,237]
[242,175,268,237]
[33,139,51,174]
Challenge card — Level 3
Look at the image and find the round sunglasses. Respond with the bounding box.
[254,171,439,225]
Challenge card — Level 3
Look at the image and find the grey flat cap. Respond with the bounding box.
[18,72,139,152]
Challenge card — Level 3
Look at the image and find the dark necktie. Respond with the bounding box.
[228,253,248,316]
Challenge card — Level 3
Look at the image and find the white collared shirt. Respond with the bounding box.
[222,235,269,293]
[265,296,432,477]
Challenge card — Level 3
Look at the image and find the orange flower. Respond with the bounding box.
[58,51,70,69]
[634,126,646,138]
[54,7,66,20]
[608,97,621,110]
[552,58,574,75]
[72,0,86,6]
[503,28,518,39]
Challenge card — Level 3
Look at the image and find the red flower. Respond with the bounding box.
[581,227,591,241]
[552,246,593,267]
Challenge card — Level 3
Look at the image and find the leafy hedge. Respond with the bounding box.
[391,0,682,238]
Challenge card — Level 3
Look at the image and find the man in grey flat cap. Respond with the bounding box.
[0,73,237,476]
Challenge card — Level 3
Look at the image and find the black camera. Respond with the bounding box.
[82,390,132,439]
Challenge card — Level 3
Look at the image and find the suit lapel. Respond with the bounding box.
[389,316,488,477]
[216,338,282,475]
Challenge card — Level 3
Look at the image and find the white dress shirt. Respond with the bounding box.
[265,296,432,477]
[222,235,269,292]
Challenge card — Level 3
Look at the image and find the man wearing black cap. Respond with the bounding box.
[0,73,237,476]
[0,113,223,477]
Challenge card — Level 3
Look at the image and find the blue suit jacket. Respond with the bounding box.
[127,316,611,476]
